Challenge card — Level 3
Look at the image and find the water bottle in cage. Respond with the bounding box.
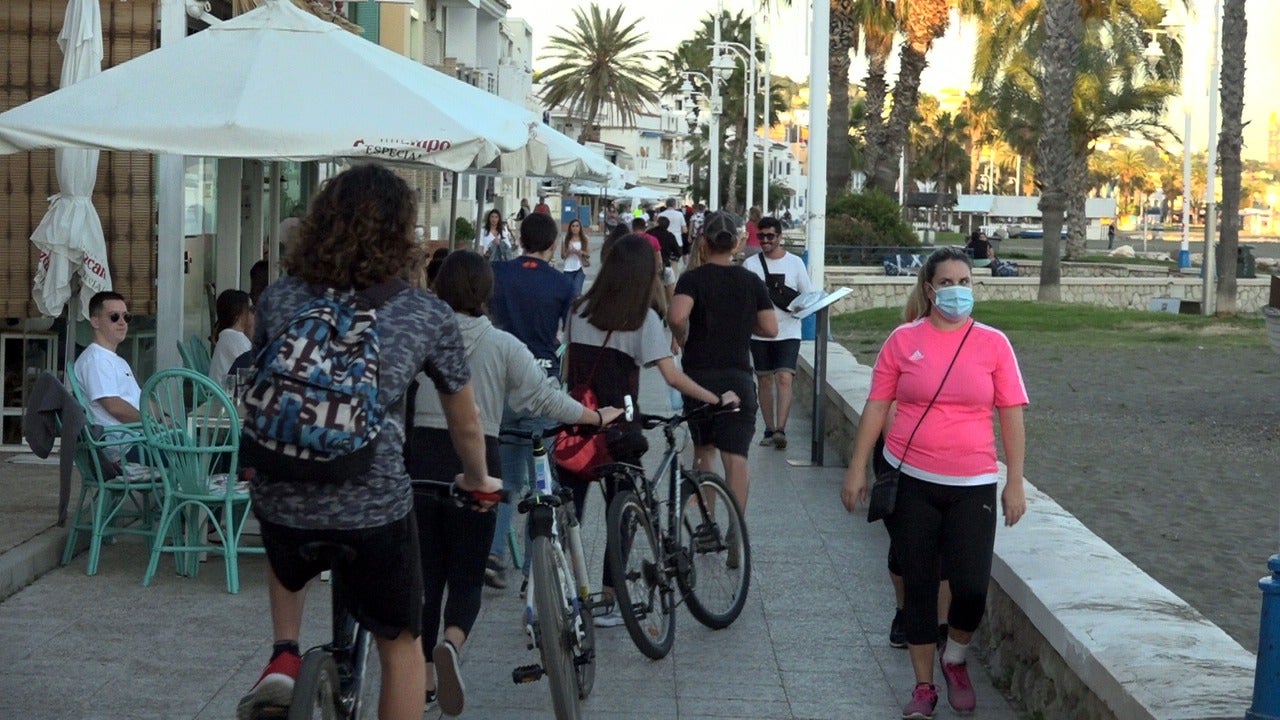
[533,440,554,496]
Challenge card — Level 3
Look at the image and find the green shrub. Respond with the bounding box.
[454,217,475,243]
[826,190,919,247]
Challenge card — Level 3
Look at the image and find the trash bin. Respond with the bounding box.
[1218,243,1259,278]
[1238,245,1256,279]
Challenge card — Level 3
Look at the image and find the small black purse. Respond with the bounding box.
[867,322,973,523]
[757,253,801,310]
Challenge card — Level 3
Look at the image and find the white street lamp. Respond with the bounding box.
[682,69,720,210]
[1142,8,1193,273]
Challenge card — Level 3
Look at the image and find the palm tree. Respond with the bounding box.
[539,5,660,143]
[1215,0,1246,314]
[1034,0,1082,301]
[867,0,953,195]
[1111,147,1152,216]
[974,0,1176,262]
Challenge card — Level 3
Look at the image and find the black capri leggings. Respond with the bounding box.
[407,427,502,651]
[884,473,997,646]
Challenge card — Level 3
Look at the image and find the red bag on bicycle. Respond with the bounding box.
[554,330,614,476]
[553,384,613,475]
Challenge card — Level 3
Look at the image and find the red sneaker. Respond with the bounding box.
[902,682,938,719]
[939,657,977,713]
[236,651,302,720]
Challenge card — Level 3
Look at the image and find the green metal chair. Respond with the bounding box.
[61,361,163,575]
[140,367,262,594]
[177,334,212,376]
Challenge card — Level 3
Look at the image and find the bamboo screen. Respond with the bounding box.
[0,0,158,319]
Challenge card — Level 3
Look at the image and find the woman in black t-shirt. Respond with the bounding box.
[669,212,778,511]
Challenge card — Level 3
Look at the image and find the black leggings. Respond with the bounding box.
[568,470,620,591]
[406,427,502,651]
[884,473,997,646]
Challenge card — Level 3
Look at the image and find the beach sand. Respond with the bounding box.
[1016,341,1280,653]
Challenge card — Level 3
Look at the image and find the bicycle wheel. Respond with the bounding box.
[606,490,675,659]
[531,536,582,720]
[557,507,595,700]
[287,650,339,720]
[679,470,751,629]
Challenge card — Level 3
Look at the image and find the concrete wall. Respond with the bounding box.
[823,273,1273,315]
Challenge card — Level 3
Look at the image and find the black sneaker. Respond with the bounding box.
[484,553,507,590]
[889,609,908,648]
[758,430,774,446]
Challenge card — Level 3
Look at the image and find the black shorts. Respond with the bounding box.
[258,512,424,641]
[751,339,801,375]
[683,369,758,457]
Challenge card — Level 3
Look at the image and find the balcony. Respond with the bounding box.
[635,157,690,184]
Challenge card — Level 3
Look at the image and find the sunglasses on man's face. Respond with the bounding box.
[106,312,132,324]
[759,232,779,241]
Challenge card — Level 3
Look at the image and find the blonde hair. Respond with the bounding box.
[903,247,973,321]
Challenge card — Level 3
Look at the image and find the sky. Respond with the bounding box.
[504,0,1279,162]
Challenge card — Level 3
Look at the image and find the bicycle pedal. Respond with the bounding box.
[512,664,545,684]
[250,704,289,720]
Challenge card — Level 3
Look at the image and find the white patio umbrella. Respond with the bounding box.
[0,0,536,170]
[492,122,624,182]
[30,0,110,321]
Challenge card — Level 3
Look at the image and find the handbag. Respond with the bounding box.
[553,331,614,476]
[867,322,973,523]
[757,253,801,311]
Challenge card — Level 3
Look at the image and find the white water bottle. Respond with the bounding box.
[533,442,553,496]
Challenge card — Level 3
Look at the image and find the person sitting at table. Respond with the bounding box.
[965,230,995,269]
[76,291,141,429]
[75,291,144,462]
[209,289,254,383]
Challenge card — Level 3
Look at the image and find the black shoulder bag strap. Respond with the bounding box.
[891,320,974,473]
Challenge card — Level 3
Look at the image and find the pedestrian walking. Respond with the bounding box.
[840,247,1028,718]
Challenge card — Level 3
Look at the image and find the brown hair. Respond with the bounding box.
[904,247,973,322]
[432,250,492,317]
[284,164,420,290]
[572,234,656,331]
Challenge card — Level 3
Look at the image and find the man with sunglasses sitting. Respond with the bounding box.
[74,291,142,432]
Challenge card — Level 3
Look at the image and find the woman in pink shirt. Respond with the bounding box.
[841,247,1028,719]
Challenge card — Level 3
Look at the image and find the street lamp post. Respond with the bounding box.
[712,32,765,215]
[762,45,771,216]
[681,71,721,211]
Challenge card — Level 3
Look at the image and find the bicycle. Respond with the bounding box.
[281,483,504,720]
[603,405,751,660]
[503,424,601,720]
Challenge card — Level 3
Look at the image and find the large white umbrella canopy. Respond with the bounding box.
[492,121,625,182]
[0,0,535,170]
[30,0,110,320]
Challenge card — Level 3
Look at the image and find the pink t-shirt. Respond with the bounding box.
[868,318,1028,486]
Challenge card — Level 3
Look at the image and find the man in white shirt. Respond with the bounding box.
[75,291,142,429]
[744,216,814,450]
[657,198,688,259]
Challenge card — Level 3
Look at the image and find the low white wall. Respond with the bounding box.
[823,272,1273,315]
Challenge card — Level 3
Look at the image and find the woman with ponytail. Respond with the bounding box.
[668,212,778,512]
[840,247,1029,718]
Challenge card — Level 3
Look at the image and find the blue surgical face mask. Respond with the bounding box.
[932,285,974,321]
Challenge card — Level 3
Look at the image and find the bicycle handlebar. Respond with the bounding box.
[413,478,511,505]
[639,401,740,431]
